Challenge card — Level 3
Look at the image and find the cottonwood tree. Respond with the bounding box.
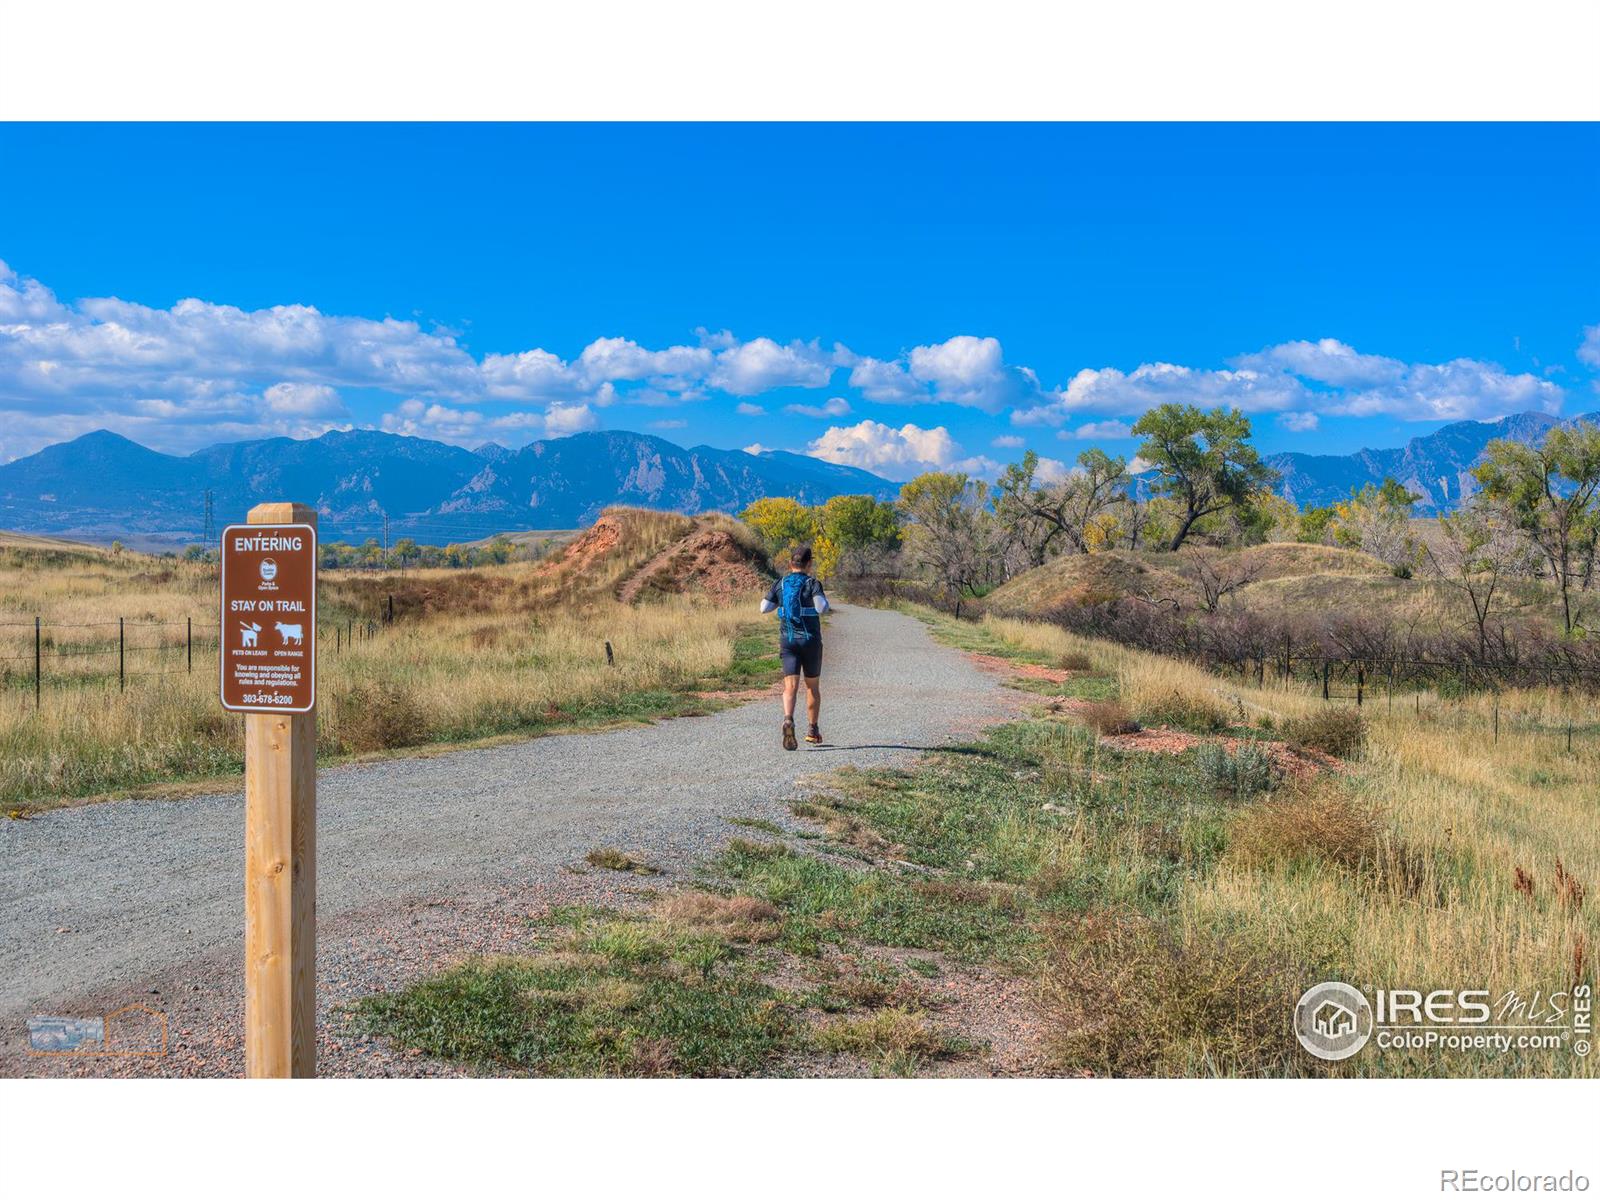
[1473,421,1600,636]
[1178,547,1263,612]
[992,449,1129,563]
[1425,500,1538,659]
[739,497,819,559]
[1332,477,1423,575]
[897,471,996,615]
[1129,404,1277,551]
[815,494,901,577]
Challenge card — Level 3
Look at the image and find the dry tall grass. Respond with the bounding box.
[0,510,771,809]
[976,611,1599,1077]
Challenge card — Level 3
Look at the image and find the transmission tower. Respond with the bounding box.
[202,489,215,543]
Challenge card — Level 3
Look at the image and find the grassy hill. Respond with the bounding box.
[982,539,1571,639]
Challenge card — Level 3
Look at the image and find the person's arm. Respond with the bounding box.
[760,580,779,614]
[813,579,831,614]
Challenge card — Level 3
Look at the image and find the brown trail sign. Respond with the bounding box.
[220,519,317,712]
[221,502,318,1078]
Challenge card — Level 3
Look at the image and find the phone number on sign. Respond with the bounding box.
[241,693,299,706]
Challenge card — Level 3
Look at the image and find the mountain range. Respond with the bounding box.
[0,429,896,548]
[2,409,1596,548]
[1263,410,1600,512]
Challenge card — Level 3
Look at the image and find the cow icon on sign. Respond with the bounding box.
[240,621,262,648]
[274,621,304,647]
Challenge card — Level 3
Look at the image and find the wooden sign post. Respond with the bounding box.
[220,502,318,1078]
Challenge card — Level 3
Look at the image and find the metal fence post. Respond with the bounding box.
[119,616,125,692]
[35,616,41,709]
[187,616,193,673]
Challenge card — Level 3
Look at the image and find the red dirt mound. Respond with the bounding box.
[542,514,625,576]
[618,528,772,605]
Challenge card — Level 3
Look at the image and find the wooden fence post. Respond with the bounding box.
[242,501,318,1079]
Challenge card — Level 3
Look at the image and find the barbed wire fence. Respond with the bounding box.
[0,600,396,708]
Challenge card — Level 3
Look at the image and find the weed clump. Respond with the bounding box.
[1281,708,1366,758]
[657,891,781,941]
[1138,690,1230,734]
[816,1005,959,1072]
[1194,741,1279,799]
[332,685,428,752]
[1227,786,1379,872]
[1079,700,1140,736]
[1041,911,1308,1076]
[585,848,660,875]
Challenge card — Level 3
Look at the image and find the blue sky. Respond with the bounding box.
[1,123,1596,478]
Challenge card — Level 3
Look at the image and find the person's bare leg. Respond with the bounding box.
[804,676,821,740]
[781,674,799,749]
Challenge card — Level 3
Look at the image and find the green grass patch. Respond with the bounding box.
[355,909,791,1077]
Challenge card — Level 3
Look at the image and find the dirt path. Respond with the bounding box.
[0,605,1019,1076]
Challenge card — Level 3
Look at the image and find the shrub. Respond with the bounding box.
[332,685,427,752]
[585,847,659,875]
[1281,708,1366,758]
[1079,700,1141,736]
[1040,910,1308,1076]
[1194,742,1279,799]
[1227,786,1380,871]
[1138,690,1230,734]
[1057,651,1094,672]
[657,890,781,941]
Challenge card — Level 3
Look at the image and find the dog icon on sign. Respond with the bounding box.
[240,621,262,648]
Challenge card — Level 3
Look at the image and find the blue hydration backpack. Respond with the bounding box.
[779,573,815,644]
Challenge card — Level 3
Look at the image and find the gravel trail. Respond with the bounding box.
[0,605,1017,1075]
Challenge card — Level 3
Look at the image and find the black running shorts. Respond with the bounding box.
[779,638,822,678]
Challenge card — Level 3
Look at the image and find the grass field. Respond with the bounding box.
[0,512,779,811]
[361,606,1596,1078]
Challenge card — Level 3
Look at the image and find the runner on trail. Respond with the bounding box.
[760,544,830,750]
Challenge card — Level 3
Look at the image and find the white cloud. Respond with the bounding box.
[574,336,712,387]
[1013,337,1565,426]
[743,442,771,455]
[1238,338,1405,388]
[1019,363,1307,425]
[806,419,997,481]
[380,398,596,444]
[849,335,1042,412]
[1070,419,1134,440]
[1278,411,1320,432]
[262,382,348,418]
[708,337,837,395]
[649,418,687,429]
[991,434,1025,449]
[735,402,766,416]
[1033,456,1072,484]
[783,396,851,419]
[1580,323,1600,368]
[543,402,598,435]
